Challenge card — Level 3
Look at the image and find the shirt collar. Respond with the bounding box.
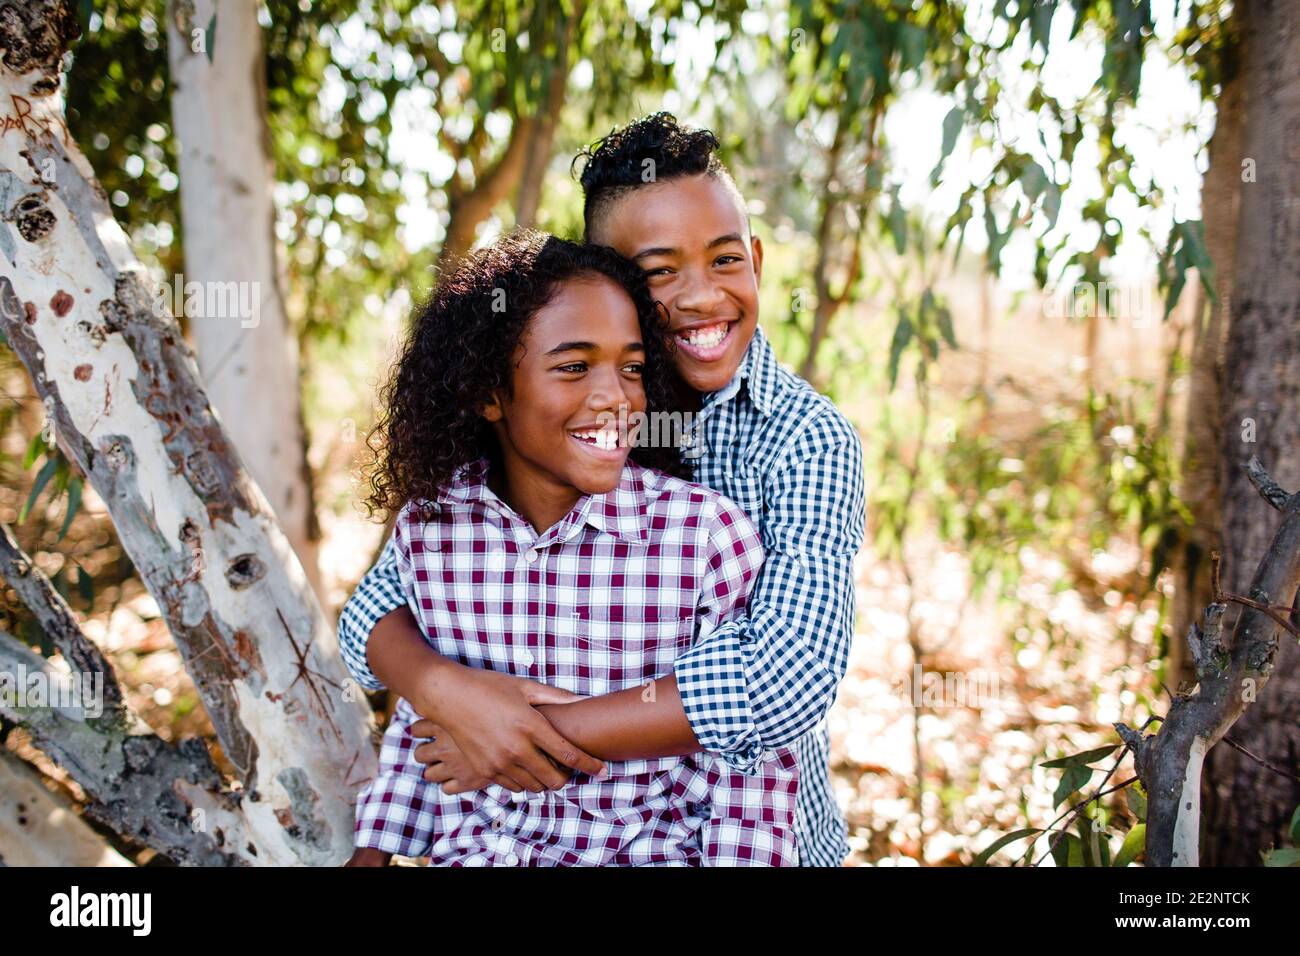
[434,457,648,544]
[700,323,785,418]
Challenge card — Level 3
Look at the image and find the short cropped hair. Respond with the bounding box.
[572,112,746,240]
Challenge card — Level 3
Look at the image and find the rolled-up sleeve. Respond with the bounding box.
[675,426,865,774]
[337,531,408,692]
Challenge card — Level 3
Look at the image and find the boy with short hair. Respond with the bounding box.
[340,113,865,866]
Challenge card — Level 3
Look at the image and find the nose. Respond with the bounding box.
[585,363,631,416]
[674,265,728,317]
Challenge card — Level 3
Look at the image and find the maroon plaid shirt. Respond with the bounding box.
[353,457,798,865]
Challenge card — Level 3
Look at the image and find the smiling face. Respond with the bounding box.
[590,172,763,394]
[481,275,646,532]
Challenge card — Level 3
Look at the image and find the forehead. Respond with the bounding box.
[521,275,640,345]
[594,173,750,252]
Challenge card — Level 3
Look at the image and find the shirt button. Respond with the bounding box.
[491,818,504,832]
[504,852,519,867]
[524,548,538,563]
[519,649,535,668]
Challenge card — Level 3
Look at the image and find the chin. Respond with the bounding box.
[575,465,627,494]
[682,364,737,393]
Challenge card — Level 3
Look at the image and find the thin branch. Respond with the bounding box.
[0,523,127,725]
[1210,549,1300,639]
[1033,776,1142,867]
[1220,734,1300,783]
[1031,715,1160,866]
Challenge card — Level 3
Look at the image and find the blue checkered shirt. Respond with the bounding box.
[338,324,866,866]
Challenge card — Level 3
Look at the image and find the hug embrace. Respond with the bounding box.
[339,113,865,867]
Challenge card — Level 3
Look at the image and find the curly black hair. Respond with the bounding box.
[364,230,689,520]
[572,111,744,240]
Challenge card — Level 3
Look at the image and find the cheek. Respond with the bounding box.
[729,279,760,316]
[626,378,647,412]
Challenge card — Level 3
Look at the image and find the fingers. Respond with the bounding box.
[423,762,452,784]
[413,741,437,766]
[531,719,606,778]
[517,678,586,706]
[503,763,550,793]
[490,773,527,793]
[510,742,571,790]
[410,719,441,739]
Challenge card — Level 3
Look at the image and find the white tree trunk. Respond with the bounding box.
[164,0,321,597]
[0,749,132,867]
[0,0,376,865]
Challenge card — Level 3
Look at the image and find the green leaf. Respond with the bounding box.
[19,456,58,523]
[205,13,217,65]
[1040,745,1119,769]
[1077,814,1097,867]
[898,23,927,73]
[22,432,45,470]
[1127,782,1147,823]
[1262,847,1300,867]
[1053,763,1093,809]
[1042,182,1062,230]
[973,828,1041,866]
[1290,803,1300,845]
[937,303,957,350]
[1051,832,1080,867]
[1178,219,1216,302]
[1021,160,1048,202]
[930,106,964,186]
[1113,824,1145,866]
[1162,244,1188,319]
[888,185,907,254]
[1030,0,1056,54]
[887,308,914,390]
[76,560,94,606]
[57,477,83,541]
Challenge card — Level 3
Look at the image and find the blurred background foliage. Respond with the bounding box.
[5,0,1284,866]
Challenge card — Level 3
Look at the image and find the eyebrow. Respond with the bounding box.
[545,341,645,355]
[631,233,746,262]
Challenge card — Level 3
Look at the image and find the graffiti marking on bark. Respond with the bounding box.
[276,608,343,743]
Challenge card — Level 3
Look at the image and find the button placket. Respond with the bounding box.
[525,537,544,677]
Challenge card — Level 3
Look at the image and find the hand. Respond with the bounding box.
[408,662,605,793]
[411,721,518,794]
[344,847,392,867]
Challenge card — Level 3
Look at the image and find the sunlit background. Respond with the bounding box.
[4,0,1274,866]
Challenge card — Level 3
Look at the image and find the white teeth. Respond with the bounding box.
[572,429,619,450]
[682,323,728,349]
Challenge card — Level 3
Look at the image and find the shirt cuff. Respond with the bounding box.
[337,588,407,693]
[674,621,769,776]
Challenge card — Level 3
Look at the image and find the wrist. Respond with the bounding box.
[412,652,462,724]
[535,700,582,743]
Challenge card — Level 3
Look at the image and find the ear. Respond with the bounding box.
[750,233,764,285]
[479,391,504,423]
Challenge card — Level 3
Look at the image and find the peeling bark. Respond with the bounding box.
[165,0,322,597]
[0,629,252,865]
[0,0,376,865]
